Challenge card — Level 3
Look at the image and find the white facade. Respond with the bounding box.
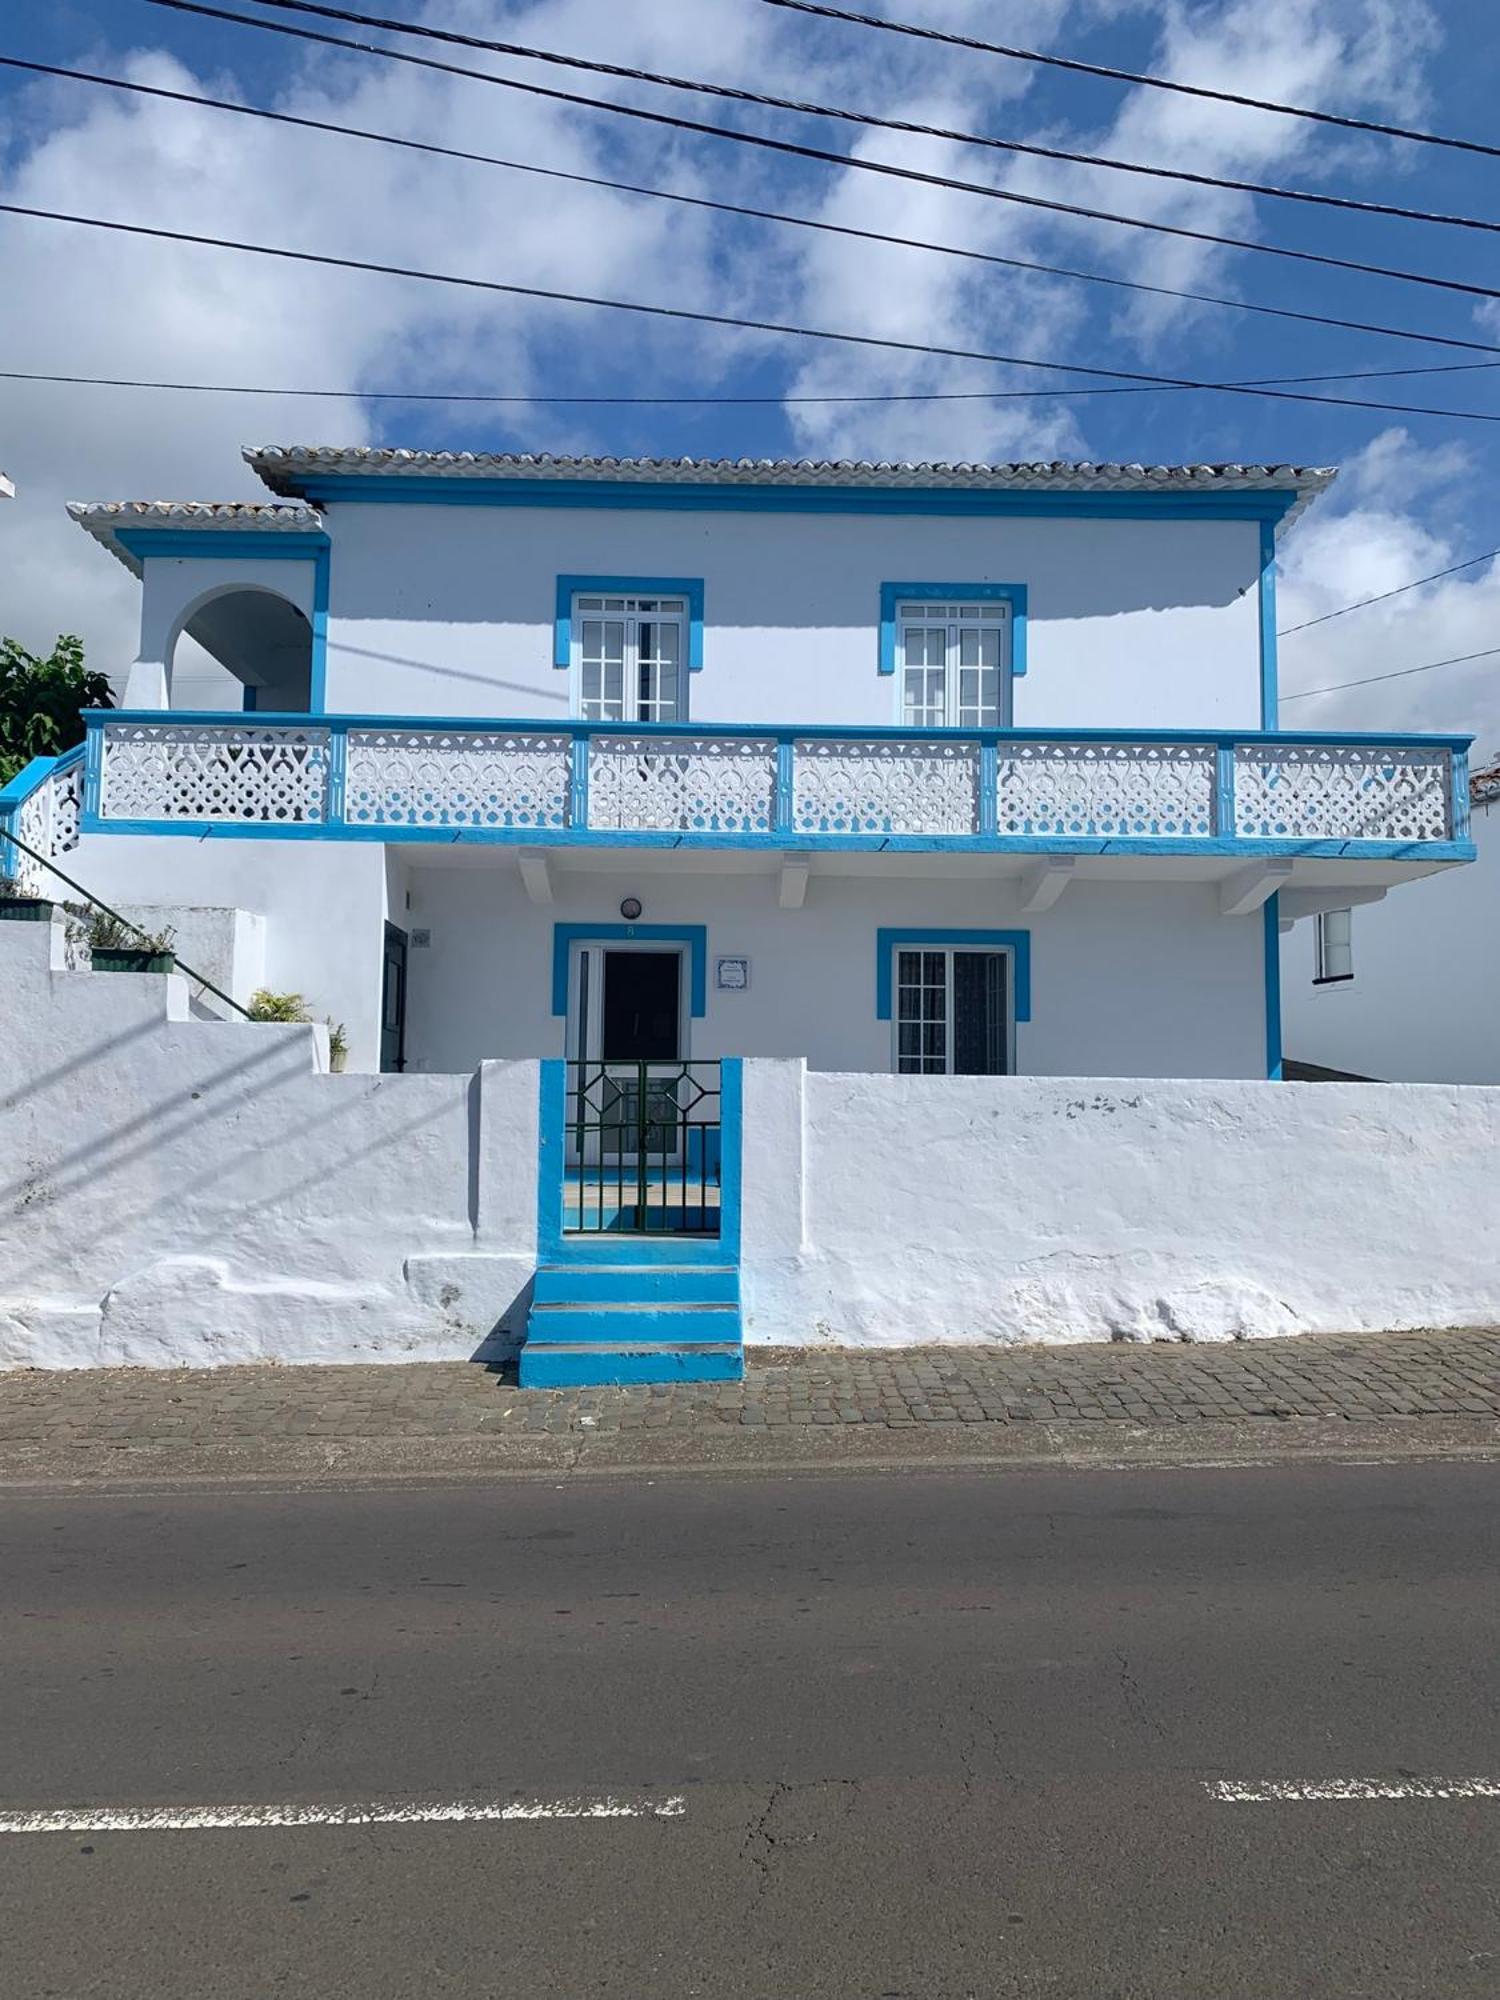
[1284,783,1499,1084]
[2,452,1469,1095]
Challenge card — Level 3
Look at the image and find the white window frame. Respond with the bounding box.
[1314,907,1354,986]
[890,945,1015,1076]
[895,599,1013,729]
[571,591,688,724]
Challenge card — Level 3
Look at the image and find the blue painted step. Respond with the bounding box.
[520,1260,744,1388]
[520,1342,743,1388]
[533,1263,739,1306]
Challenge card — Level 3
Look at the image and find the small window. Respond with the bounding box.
[898,600,1010,728]
[894,947,1009,1074]
[1314,908,1353,985]
[574,593,686,723]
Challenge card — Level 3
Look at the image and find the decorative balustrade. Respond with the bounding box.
[0,749,84,894]
[48,713,1472,859]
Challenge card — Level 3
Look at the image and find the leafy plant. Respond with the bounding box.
[326,1018,349,1068]
[0,635,113,786]
[247,988,312,1024]
[64,902,175,956]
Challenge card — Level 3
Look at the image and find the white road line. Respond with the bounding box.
[1207,1778,1500,1803]
[0,1794,686,1834]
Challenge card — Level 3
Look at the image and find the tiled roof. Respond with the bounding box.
[247,446,1335,530]
[67,500,324,573]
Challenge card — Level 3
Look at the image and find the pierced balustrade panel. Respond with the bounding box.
[100,723,330,824]
[1234,742,1452,842]
[588,735,777,833]
[793,738,980,836]
[9,758,83,893]
[996,740,1217,838]
[344,729,570,830]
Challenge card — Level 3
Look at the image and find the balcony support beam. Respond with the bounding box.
[517,849,553,906]
[1019,857,1075,913]
[1219,859,1293,917]
[778,852,811,910]
[1278,884,1388,929]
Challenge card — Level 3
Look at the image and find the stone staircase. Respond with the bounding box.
[519,1258,744,1387]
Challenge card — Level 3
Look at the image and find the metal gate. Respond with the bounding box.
[565,1058,722,1236]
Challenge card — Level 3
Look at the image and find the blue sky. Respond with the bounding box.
[2,0,1499,749]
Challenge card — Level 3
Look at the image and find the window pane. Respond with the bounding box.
[1316,908,1353,982]
[953,952,1006,1075]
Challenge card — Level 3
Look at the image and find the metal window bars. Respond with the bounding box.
[565,1058,722,1236]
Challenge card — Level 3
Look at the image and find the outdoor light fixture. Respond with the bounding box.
[619,897,643,920]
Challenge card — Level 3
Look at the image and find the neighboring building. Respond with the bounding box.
[0,449,1474,1081]
[1284,761,1499,1083]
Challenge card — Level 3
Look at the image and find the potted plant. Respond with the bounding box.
[326,1019,349,1074]
[0,877,54,923]
[77,907,177,974]
[249,990,346,1073]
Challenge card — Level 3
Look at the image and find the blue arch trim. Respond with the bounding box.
[876,928,1032,1021]
[1263,895,1283,1080]
[1258,521,1278,730]
[879,582,1028,677]
[550,922,708,1017]
[554,576,705,671]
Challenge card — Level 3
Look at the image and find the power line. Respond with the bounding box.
[4,356,1500,408]
[758,0,1500,164]
[141,0,1500,309]
[11,199,1500,425]
[1282,646,1500,703]
[11,54,1500,365]
[1280,548,1500,635]
[189,0,1500,241]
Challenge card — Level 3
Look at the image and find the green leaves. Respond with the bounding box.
[0,635,113,786]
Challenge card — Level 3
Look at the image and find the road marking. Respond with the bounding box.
[1207,1778,1500,1803]
[0,1794,686,1834]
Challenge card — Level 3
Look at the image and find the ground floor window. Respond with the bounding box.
[1314,907,1354,984]
[894,947,1010,1074]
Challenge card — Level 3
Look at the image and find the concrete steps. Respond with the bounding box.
[520,1261,744,1387]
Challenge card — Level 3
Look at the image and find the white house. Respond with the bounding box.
[0,448,1477,1383]
[1283,760,1498,1084]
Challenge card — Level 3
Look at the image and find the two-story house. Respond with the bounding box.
[0,447,1476,1382]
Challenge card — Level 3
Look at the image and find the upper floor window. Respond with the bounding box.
[1314,907,1354,985]
[574,592,686,723]
[898,599,1011,728]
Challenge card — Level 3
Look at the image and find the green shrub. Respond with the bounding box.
[248,988,311,1023]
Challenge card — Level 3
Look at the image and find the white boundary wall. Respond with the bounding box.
[3,923,1497,1369]
[739,1061,1500,1347]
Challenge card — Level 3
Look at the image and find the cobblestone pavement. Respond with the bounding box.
[0,1329,1496,1450]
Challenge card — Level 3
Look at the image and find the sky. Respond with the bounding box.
[1,0,1499,757]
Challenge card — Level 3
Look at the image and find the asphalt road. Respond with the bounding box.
[3,1460,1498,1998]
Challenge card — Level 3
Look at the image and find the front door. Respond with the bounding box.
[601,950,681,1061]
[567,945,685,1166]
[380,922,408,1073]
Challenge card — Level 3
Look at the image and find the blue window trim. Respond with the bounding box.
[112,530,332,715]
[1263,895,1283,1080]
[879,582,1028,678]
[289,476,1299,526]
[876,928,1032,1022]
[554,576,705,672]
[550,922,708,1017]
[1258,521,1278,730]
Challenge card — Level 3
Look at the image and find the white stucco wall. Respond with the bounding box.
[397,861,1270,1080]
[739,1061,1500,1347]
[64,833,390,1071]
[1283,798,1498,1083]
[319,503,1264,729]
[0,919,536,1369]
[3,916,1495,1371]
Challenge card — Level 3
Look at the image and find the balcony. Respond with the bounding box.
[1,714,1471,869]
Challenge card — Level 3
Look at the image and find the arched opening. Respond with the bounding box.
[168,583,314,713]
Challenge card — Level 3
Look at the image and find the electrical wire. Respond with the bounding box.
[757,0,1500,165]
[136,0,1500,308]
[10,52,1500,363]
[1279,547,1500,635]
[179,0,1500,240]
[10,199,1500,424]
[1282,646,1500,702]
